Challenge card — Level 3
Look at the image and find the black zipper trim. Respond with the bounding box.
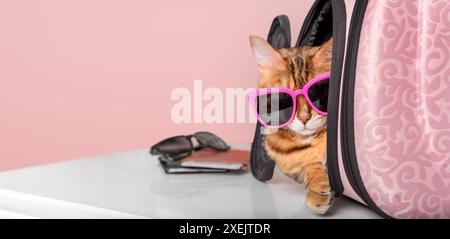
[341,0,392,219]
[326,0,346,197]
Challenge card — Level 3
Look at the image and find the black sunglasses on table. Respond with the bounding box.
[150,131,230,163]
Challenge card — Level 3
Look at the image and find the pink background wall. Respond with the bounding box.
[0,0,314,170]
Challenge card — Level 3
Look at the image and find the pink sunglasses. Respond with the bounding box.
[248,72,330,129]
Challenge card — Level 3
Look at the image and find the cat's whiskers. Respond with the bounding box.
[250,35,333,215]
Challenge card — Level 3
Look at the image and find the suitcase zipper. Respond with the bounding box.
[326,0,346,196]
[341,0,391,218]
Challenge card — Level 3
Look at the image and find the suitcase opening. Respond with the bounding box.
[297,0,333,47]
[250,0,348,196]
[308,1,333,46]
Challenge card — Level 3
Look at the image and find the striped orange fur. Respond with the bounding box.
[250,36,333,214]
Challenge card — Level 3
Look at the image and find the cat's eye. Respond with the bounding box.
[256,93,294,126]
[307,78,329,113]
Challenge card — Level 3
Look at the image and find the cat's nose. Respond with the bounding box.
[298,112,311,124]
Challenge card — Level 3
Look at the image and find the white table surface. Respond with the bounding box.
[0,147,380,219]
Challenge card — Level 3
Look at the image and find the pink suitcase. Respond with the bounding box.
[250,0,450,218]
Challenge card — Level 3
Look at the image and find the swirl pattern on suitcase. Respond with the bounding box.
[354,0,450,218]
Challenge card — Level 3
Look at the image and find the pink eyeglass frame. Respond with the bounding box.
[248,72,330,129]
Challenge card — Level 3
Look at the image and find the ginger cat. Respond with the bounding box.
[250,36,333,214]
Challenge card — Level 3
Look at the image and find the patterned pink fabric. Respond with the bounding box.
[354,0,450,218]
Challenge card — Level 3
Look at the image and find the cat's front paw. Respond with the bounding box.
[306,189,334,215]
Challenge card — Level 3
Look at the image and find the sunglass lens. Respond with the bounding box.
[256,93,294,127]
[156,136,192,155]
[193,132,230,151]
[168,151,191,161]
[308,78,329,113]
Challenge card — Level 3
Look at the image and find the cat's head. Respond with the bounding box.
[249,36,332,137]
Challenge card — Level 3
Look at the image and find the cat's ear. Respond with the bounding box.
[315,38,333,60]
[249,36,284,71]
